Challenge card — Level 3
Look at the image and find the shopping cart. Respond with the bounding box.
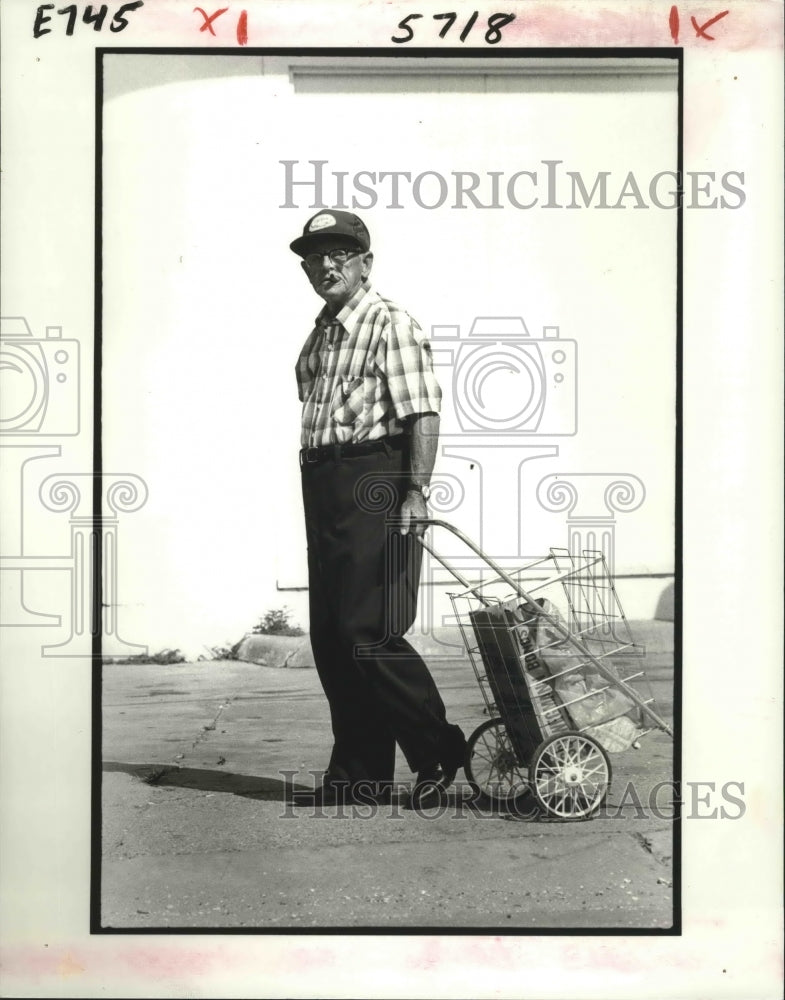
[414,519,674,821]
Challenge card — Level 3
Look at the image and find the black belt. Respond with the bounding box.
[299,435,406,466]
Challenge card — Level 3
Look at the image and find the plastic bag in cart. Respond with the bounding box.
[531,600,645,752]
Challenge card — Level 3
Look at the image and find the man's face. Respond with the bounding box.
[301,242,373,313]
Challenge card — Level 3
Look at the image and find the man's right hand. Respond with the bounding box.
[399,489,428,536]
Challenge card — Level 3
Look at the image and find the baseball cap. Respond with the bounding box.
[289,210,371,257]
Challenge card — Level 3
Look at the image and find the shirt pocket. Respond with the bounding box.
[331,374,377,426]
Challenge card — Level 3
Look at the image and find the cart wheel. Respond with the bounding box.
[530,732,611,821]
[465,718,530,807]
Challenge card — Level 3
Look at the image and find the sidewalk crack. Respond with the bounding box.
[188,697,234,752]
[630,830,671,867]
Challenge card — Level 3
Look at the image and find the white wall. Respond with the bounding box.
[102,55,677,656]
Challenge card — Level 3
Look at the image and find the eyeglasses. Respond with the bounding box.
[303,248,360,270]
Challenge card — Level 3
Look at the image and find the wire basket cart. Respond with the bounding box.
[416,519,674,821]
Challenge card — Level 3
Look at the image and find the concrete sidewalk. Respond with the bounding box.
[101,622,675,930]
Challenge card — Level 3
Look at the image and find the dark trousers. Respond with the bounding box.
[301,445,452,785]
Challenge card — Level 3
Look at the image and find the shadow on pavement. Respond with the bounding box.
[101,761,535,817]
[102,761,310,801]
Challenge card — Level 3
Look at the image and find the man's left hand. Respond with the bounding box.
[399,489,428,536]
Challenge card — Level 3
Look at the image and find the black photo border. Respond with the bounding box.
[92,44,683,937]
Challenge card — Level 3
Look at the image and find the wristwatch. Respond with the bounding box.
[409,483,432,502]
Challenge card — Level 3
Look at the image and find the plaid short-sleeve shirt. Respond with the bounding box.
[296,281,442,448]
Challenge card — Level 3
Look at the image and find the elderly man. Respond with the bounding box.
[292,210,466,807]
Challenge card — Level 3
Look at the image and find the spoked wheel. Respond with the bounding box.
[465,718,530,807]
[530,731,611,821]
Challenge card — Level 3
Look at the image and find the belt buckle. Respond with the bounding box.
[301,447,320,465]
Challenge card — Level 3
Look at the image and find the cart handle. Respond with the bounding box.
[410,518,674,738]
[411,518,542,610]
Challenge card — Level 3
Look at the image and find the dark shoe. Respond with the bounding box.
[403,725,468,810]
[439,723,468,784]
[403,764,447,810]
